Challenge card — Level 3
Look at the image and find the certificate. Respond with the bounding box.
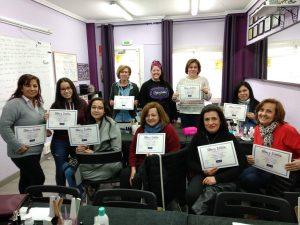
[15,124,46,146]
[223,103,247,121]
[47,109,77,130]
[68,124,100,146]
[178,85,201,101]
[253,144,292,178]
[136,133,165,154]
[114,96,135,110]
[198,141,239,170]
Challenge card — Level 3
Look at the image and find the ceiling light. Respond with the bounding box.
[110,1,133,21]
[191,0,199,16]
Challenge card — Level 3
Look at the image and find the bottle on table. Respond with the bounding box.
[94,207,109,225]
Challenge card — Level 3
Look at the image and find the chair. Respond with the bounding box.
[213,192,295,222]
[92,188,157,210]
[25,185,80,204]
[283,191,300,221]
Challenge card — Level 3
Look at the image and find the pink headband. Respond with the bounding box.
[151,60,162,70]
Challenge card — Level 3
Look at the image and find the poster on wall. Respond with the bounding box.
[258,21,264,35]
[264,16,271,31]
[77,63,90,81]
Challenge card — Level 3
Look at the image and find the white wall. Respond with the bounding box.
[269,22,300,41]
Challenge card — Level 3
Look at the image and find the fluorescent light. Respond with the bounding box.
[191,0,199,16]
[110,1,133,21]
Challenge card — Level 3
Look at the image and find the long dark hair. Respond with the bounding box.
[232,81,257,103]
[86,97,112,124]
[52,77,83,109]
[198,104,228,134]
[9,74,43,106]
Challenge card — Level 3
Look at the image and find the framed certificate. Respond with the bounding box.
[198,141,239,170]
[68,124,100,146]
[15,124,46,146]
[178,85,201,101]
[253,25,258,38]
[136,133,165,154]
[253,144,292,178]
[47,109,77,130]
[264,16,271,32]
[223,103,247,121]
[113,96,135,110]
[258,20,264,35]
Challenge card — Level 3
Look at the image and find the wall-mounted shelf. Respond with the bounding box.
[253,4,300,17]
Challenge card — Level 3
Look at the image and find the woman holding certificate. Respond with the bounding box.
[186,105,246,215]
[120,102,180,189]
[240,98,300,196]
[109,65,139,122]
[0,74,46,193]
[138,60,177,122]
[172,58,212,128]
[50,78,88,186]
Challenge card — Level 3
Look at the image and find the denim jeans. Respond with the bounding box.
[62,163,84,196]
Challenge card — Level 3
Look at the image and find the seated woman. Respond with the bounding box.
[240,98,300,196]
[186,105,246,215]
[63,98,122,194]
[232,81,259,129]
[120,102,180,189]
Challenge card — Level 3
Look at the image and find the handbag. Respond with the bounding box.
[0,194,28,219]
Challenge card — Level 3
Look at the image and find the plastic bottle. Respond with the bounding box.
[98,207,109,225]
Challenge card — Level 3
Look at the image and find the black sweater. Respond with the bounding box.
[187,130,247,183]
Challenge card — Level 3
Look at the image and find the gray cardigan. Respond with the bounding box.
[0,98,45,158]
[78,117,122,181]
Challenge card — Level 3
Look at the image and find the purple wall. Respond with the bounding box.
[0,0,88,182]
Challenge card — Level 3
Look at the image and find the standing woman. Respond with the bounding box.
[109,65,139,122]
[139,60,177,122]
[232,81,259,129]
[0,74,46,193]
[173,59,212,128]
[50,78,88,186]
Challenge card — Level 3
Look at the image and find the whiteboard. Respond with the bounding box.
[53,52,78,82]
[0,35,55,109]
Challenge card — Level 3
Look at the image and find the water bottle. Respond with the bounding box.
[98,207,109,225]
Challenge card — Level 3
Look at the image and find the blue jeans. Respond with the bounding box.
[62,163,84,196]
[239,167,272,193]
[51,138,70,186]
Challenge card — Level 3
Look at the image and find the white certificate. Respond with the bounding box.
[68,124,100,146]
[224,103,247,121]
[198,141,239,170]
[47,109,77,130]
[15,125,46,146]
[136,133,165,154]
[253,144,292,178]
[114,96,135,110]
[178,85,201,101]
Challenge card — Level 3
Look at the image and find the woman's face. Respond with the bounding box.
[238,85,250,101]
[151,66,162,81]
[60,81,73,100]
[91,100,105,121]
[119,68,130,81]
[145,107,160,127]
[21,79,39,100]
[187,62,199,77]
[258,102,276,126]
[204,111,221,134]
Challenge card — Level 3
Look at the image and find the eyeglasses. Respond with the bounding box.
[91,106,104,110]
[60,87,72,92]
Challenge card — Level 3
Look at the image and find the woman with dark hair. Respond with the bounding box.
[50,77,88,186]
[240,98,300,196]
[232,81,259,128]
[139,60,177,122]
[120,101,180,189]
[0,74,47,193]
[186,105,246,214]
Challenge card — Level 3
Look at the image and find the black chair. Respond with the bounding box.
[25,185,80,204]
[93,188,157,210]
[283,191,300,221]
[213,192,295,222]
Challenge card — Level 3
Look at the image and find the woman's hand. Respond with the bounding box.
[172,92,179,102]
[76,145,88,153]
[44,111,49,121]
[17,145,29,154]
[201,87,209,95]
[285,159,300,171]
[203,176,216,185]
[203,167,218,176]
[83,149,93,154]
[246,155,255,165]
[109,100,114,106]
[246,112,255,120]
[129,167,136,186]
[134,100,138,106]
[46,129,52,137]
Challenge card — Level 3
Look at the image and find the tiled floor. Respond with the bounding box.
[0,154,56,194]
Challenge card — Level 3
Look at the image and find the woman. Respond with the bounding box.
[173,58,212,128]
[139,60,177,122]
[186,105,246,215]
[50,78,88,186]
[120,102,180,189]
[232,81,259,129]
[109,65,139,122]
[240,98,300,196]
[63,98,122,192]
[0,74,46,193]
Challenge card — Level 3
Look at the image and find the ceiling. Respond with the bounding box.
[33,0,256,24]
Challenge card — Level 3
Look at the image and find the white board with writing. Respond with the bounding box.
[53,52,78,82]
[0,35,55,110]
